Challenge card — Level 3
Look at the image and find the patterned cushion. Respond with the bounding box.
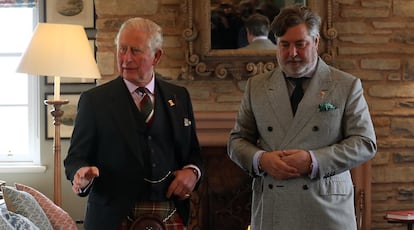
[0,203,39,230]
[2,186,52,230]
[0,209,13,230]
[15,183,77,230]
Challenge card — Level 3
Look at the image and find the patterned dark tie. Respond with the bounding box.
[136,87,154,124]
[289,78,304,115]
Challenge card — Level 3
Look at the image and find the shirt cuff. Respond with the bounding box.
[184,165,201,181]
[308,150,319,179]
[253,150,266,176]
[77,178,94,194]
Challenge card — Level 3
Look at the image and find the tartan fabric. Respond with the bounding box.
[119,201,185,230]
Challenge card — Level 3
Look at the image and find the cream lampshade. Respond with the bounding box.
[16,23,100,99]
[16,23,101,206]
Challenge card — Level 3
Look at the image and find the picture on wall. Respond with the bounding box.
[45,93,80,139]
[45,0,95,28]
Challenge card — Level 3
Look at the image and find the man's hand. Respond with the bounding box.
[72,166,99,194]
[166,168,198,200]
[280,149,312,175]
[259,150,300,180]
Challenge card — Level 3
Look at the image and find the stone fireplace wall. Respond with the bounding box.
[94,0,414,229]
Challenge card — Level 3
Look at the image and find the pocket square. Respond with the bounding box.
[319,102,336,112]
[184,118,192,126]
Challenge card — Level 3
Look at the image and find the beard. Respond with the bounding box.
[277,52,318,78]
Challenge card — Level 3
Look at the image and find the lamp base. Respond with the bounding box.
[44,99,69,206]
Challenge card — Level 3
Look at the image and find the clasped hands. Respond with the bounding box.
[72,166,197,200]
[259,149,312,180]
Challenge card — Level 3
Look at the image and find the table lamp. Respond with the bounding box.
[16,23,101,206]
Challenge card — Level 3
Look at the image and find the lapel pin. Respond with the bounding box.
[168,99,175,107]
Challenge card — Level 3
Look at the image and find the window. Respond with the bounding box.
[0,7,40,164]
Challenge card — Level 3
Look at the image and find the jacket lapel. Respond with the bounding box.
[107,77,146,166]
[282,59,336,145]
[155,78,182,146]
[265,70,294,134]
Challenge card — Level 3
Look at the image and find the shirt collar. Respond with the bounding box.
[124,73,155,94]
[252,36,269,42]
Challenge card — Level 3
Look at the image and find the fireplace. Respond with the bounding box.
[189,112,371,230]
[188,112,251,230]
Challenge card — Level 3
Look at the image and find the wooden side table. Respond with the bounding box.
[386,218,414,230]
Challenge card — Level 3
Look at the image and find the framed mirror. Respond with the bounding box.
[183,0,336,79]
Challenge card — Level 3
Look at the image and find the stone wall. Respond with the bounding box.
[332,1,414,229]
[94,0,414,229]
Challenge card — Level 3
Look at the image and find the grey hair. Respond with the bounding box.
[270,5,321,40]
[115,17,163,52]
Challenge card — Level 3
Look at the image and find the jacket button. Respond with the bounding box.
[267,126,273,132]
[268,184,273,189]
[302,185,309,190]
[312,126,319,131]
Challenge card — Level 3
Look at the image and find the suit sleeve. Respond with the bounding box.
[313,78,377,178]
[64,92,97,182]
[182,88,203,184]
[228,78,263,177]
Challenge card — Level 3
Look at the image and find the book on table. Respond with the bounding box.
[386,210,414,220]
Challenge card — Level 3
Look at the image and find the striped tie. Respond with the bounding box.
[136,87,154,124]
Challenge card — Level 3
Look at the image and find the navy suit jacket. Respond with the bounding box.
[64,76,202,230]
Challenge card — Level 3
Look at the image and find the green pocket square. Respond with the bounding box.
[319,103,336,112]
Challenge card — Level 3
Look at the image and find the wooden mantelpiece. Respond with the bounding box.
[194,111,236,146]
[191,111,371,230]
